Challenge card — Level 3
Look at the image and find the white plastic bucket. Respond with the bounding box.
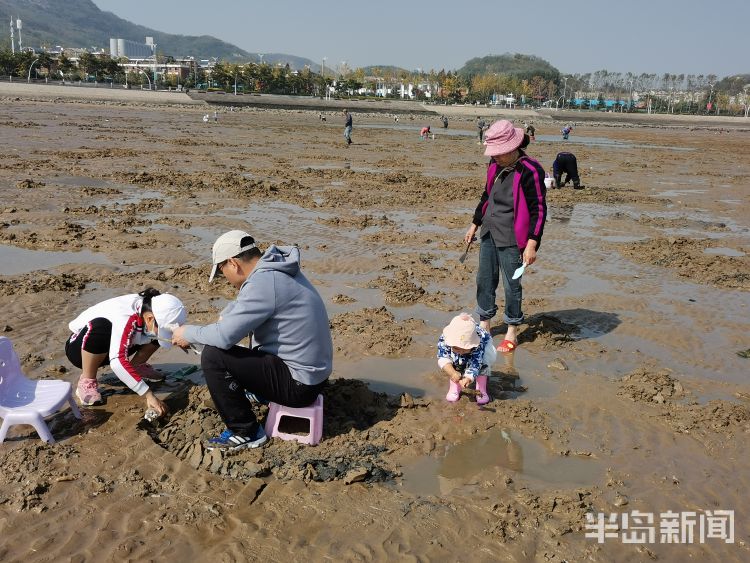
[544,177,554,189]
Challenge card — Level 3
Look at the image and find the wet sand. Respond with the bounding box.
[0,95,748,561]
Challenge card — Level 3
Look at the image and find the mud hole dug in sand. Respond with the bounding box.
[143,379,429,484]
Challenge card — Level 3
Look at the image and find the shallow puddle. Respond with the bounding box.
[653,188,708,198]
[704,247,745,257]
[400,428,602,496]
[357,123,473,138]
[0,245,109,275]
[534,135,694,151]
[334,356,436,398]
[301,163,387,174]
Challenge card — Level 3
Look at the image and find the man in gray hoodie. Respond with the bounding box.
[172,230,333,451]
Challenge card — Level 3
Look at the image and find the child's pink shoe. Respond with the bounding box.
[475,375,491,405]
[446,380,461,402]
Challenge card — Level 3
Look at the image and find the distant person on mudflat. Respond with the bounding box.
[561,125,572,140]
[441,115,449,128]
[463,120,547,354]
[524,122,535,141]
[420,126,431,140]
[343,109,353,146]
[552,152,581,188]
[477,117,487,143]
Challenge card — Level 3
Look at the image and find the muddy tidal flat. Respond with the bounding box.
[0,94,749,562]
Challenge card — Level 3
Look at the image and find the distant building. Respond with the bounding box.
[109,38,153,59]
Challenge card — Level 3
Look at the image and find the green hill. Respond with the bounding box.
[459,53,560,81]
[0,0,316,68]
[361,65,410,76]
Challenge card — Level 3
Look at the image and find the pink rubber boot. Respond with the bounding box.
[445,380,461,403]
[475,375,491,405]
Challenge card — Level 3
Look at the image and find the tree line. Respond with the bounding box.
[2,49,748,116]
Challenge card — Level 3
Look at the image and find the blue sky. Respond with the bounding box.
[93,0,748,76]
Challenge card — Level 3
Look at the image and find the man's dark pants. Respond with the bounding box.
[201,345,324,435]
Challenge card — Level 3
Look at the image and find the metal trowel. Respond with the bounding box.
[459,237,477,264]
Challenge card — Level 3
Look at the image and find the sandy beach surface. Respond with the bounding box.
[0,89,748,562]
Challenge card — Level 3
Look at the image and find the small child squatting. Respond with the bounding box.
[437,313,496,405]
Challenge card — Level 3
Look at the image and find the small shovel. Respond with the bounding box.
[459,237,477,264]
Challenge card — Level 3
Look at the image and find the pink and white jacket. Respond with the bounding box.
[68,295,154,396]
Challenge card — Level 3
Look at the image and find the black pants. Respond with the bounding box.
[201,345,324,435]
[554,154,580,187]
[65,317,145,369]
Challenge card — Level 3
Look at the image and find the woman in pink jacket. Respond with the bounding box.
[464,120,547,353]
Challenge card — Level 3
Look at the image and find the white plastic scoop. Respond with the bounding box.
[512,262,527,280]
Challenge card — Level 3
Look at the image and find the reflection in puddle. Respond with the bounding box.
[704,247,745,257]
[0,245,109,275]
[400,429,602,496]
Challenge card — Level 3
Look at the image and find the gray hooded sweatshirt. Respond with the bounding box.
[182,245,333,385]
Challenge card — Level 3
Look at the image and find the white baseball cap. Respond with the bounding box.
[150,294,187,348]
[209,230,257,282]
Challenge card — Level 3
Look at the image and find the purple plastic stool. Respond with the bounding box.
[264,394,324,446]
[0,337,81,444]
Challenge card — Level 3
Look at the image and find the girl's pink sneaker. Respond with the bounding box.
[76,377,102,406]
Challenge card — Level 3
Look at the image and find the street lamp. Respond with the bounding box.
[27,58,39,83]
[707,82,715,114]
[562,76,569,110]
[135,62,151,90]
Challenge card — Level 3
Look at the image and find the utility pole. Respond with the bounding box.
[562,76,568,109]
[146,37,156,90]
[16,19,22,52]
[629,79,634,111]
[10,17,15,54]
[321,56,327,99]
